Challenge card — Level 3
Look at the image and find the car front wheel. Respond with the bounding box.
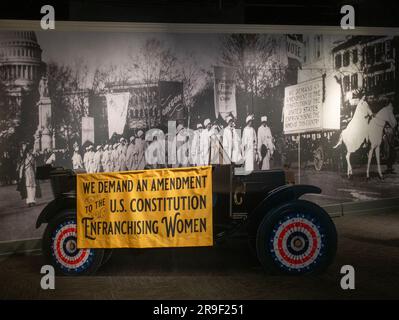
[42,209,104,276]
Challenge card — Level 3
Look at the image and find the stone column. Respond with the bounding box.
[36,96,53,151]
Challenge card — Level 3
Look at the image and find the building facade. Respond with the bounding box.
[0,31,43,91]
[332,35,398,125]
[298,34,341,83]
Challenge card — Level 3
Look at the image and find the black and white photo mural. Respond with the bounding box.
[0,29,398,241]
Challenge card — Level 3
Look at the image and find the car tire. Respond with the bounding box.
[42,209,104,276]
[256,200,337,275]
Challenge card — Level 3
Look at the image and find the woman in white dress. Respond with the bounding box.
[241,115,258,172]
[17,143,40,207]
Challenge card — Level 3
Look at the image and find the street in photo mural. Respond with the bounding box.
[0,31,398,241]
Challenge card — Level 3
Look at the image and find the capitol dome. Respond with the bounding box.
[0,31,43,89]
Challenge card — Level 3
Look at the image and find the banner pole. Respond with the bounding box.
[187,103,190,129]
[298,133,301,184]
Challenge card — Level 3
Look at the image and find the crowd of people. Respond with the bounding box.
[72,129,147,172]
[12,111,398,208]
[13,114,277,207]
[74,114,276,173]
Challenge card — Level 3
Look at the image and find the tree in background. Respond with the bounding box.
[92,63,130,93]
[189,69,217,126]
[47,59,90,148]
[219,34,288,122]
[127,38,205,129]
[0,80,22,183]
[128,38,180,84]
[0,80,20,145]
[126,38,179,128]
[177,51,203,128]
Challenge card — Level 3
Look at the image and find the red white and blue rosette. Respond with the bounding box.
[51,220,94,274]
[269,213,325,272]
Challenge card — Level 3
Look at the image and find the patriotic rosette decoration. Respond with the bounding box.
[51,220,94,273]
[269,213,325,272]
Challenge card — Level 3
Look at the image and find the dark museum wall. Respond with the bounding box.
[0,0,399,242]
[1,0,399,27]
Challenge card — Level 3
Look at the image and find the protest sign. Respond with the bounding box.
[77,166,213,248]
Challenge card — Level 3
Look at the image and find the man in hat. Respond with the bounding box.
[101,144,111,172]
[71,145,84,170]
[222,115,241,165]
[242,114,257,172]
[190,123,203,166]
[135,130,146,170]
[257,115,275,170]
[199,119,213,165]
[93,145,103,173]
[126,136,136,170]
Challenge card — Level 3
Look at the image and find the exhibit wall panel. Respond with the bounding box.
[0,20,398,242]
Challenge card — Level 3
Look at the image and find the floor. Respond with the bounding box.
[1,210,399,299]
[1,164,399,241]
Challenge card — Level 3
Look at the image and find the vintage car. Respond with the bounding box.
[35,165,337,276]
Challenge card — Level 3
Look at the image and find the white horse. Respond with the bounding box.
[334,101,397,179]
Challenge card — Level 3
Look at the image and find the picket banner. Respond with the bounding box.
[81,116,94,145]
[76,166,213,248]
[105,92,131,138]
[213,66,237,121]
[283,75,341,134]
[159,80,185,122]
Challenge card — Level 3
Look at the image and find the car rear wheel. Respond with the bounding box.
[256,200,337,275]
[42,209,104,276]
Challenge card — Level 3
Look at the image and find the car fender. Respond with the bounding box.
[246,184,321,237]
[36,194,77,228]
